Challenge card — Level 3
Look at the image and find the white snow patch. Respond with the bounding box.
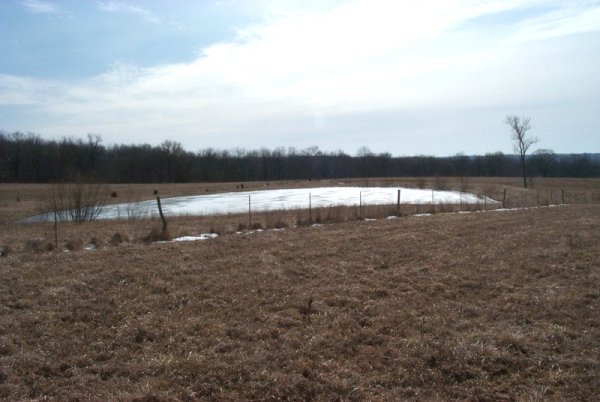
[172,233,218,242]
[364,218,377,221]
[386,216,399,220]
[83,243,97,250]
[413,213,432,217]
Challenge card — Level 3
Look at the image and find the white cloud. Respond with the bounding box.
[4,0,600,152]
[0,74,59,105]
[509,4,600,42]
[96,1,160,23]
[22,0,57,13]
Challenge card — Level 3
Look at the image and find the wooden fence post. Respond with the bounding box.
[309,193,312,223]
[397,189,401,215]
[248,195,252,227]
[502,188,507,209]
[53,208,58,249]
[359,191,362,218]
[156,196,168,236]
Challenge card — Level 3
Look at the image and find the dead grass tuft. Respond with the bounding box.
[143,226,171,243]
[22,238,54,253]
[89,236,103,248]
[0,245,11,257]
[250,222,263,230]
[64,238,83,251]
[109,232,128,245]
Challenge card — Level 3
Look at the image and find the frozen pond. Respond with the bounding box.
[21,186,496,223]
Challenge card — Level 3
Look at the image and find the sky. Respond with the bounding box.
[1,0,599,156]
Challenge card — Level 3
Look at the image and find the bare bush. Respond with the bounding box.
[49,182,108,223]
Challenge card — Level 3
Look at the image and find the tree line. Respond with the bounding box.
[1,131,598,183]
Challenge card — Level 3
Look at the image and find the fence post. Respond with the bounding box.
[309,193,312,223]
[561,189,565,204]
[397,189,401,215]
[156,196,167,236]
[53,208,58,249]
[359,191,362,218]
[502,188,507,209]
[248,195,252,227]
[484,192,487,210]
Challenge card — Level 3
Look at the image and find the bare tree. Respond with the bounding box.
[505,116,538,188]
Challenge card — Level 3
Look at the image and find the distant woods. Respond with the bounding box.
[1,131,599,183]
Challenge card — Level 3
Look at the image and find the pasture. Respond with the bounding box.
[0,177,599,400]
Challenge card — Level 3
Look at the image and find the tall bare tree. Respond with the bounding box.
[506,116,538,188]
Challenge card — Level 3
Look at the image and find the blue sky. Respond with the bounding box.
[1,0,599,155]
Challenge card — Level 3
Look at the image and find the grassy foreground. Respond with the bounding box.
[1,200,599,400]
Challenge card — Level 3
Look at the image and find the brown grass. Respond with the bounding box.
[0,178,599,400]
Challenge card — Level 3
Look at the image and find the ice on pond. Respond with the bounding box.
[21,186,497,223]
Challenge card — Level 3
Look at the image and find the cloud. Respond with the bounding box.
[22,0,57,13]
[4,0,600,152]
[509,4,600,42]
[96,1,160,23]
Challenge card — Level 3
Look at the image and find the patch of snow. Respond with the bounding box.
[83,244,97,250]
[172,233,218,242]
[312,223,322,227]
[364,218,377,221]
[386,216,399,220]
[413,213,432,217]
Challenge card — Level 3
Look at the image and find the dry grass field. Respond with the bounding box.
[1,178,599,400]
